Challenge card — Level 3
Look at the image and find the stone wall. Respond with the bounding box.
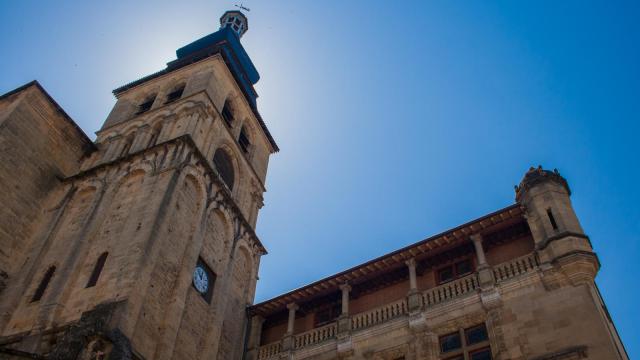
[0,84,93,286]
[0,137,265,359]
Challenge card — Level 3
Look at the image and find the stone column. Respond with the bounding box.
[339,283,351,316]
[130,125,151,153]
[336,284,353,356]
[406,258,422,312]
[470,234,496,289]
[470,234,488,268]
[337,284,352,334]
[281,303,298,351]
[407,258,418,290]
[102,135,122,163]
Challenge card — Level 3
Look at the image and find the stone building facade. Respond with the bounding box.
[0,10,629,360]
[247,167,628,360]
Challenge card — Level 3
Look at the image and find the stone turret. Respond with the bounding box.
[516,166,599,285]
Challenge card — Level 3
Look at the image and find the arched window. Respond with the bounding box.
[86,252,109,288]
[213,149,235,190]
[32,266,56,302]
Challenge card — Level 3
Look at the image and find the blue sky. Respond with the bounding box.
[1,0,638,356]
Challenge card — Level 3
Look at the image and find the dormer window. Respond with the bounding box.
[221,100,234,127]
[136,95,156,114]
[165,85,185,104]
[238,127,251,154]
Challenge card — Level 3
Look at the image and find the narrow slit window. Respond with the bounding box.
[221,100,234,127]
[546,208,559,230]
[32,266,56,302]
[86,252,109,288]
[213,149,235,190]
[238,128,251,154]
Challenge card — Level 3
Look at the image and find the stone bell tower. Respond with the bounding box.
[0,10,277,360]
[515,166,598,286]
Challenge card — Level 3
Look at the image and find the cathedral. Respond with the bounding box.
[0,10,629,360]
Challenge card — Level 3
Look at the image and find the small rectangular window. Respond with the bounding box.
[314,303,341,326]
[136,96,156,114]
[221,101,234,126]
[546,208,559,230]
[165,86,185,104]
[438,266,454,283]
[437,258,474,284]
[456,259,473,276]
[238,131,250,154]
[440,332,462,353]
[465,324,489,345]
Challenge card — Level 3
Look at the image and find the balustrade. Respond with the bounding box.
[421,273,479,307]
[256,253,540,356]
[351,298,408,330]
[294,322,337,349]
[257,341,281,360]
[492,253,538,282]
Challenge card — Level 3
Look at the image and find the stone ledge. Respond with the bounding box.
[530,345,588,360]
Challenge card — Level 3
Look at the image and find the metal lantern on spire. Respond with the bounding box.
[220,10,248,38]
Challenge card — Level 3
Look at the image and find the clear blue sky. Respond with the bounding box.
[1,0,638,356]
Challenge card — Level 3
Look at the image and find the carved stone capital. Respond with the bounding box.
[407,290,423,313]
[408,311,428,332]
[480,287,502,310]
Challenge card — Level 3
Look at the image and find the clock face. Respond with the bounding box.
[193,266,209,294]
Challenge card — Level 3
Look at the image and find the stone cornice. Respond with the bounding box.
[536,231,592,251]
[95,92,268,193]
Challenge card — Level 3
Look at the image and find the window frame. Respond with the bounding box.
[238,127,251,154]
[221,100,234,127]
[314,302,342,327]
[439,323,492,360]
[437,258,475,285]
[164,85,185,104]
[136,95,156,115]
[213,148,235,191]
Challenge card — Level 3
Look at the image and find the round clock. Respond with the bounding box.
[193,266,209,294]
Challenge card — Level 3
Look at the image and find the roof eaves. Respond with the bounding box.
[249,203,523,313]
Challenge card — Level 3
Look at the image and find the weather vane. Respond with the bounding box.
[235,3,250,12]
